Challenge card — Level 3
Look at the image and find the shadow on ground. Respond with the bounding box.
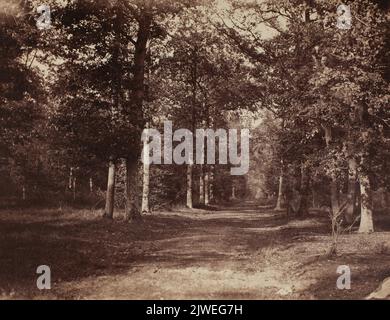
[0,202,389,299]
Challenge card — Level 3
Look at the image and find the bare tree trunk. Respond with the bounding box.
[72,177,76,202]
[68,167,73,190]
[231,185,236,200]
[141,126,150,214]
[199,165,205,205]
[125,157,141,221]
[312,189,318,209]
[330,175,340,217]
[275,161,284,210]
[204,167,209,205]
[356,179,362,214]
[385,190,390,208]
[297,163,310,217]
[323,125,340,217]
[185,46,198,209]
[104,158,116,219]
[186,164,193,208]
[345,158,357,224]
[380,187,387,209]
[209,166,215,204]
[124,9,152,221]
[141,163,150,214]
[358,172,374,233]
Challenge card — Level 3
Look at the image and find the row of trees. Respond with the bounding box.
[1,0,389,234]
[240,0,390,233]
[0,0,246,215]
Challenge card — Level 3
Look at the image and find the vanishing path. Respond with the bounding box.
[55,202,321,299]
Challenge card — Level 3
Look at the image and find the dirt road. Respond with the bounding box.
[0,202,389,299]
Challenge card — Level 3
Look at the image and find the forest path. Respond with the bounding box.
[1,202,388,299]
[55,202,319,299]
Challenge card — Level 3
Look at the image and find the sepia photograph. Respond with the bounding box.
[0,0,390,303]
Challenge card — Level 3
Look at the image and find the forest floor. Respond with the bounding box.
[0,201,389,300]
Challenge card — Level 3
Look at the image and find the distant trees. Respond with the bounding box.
[0,1,46,201]
[218,0,390,232]
[155,5,251,208]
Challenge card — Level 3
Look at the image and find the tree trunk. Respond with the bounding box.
[125,157,141,221]
[312,189,318,209]
[323,125,340,218]
[199,165,205,205]
[358,172,374,233]
[380,187,387,209]
[209,166,215,204]
[204,167,209,205]
[385,190,390,208]
[231,185,236,200]
[72,177,76,202]
[297,163,310,217]
[345,158,357,224]
[142,139,150,214]
[275,162,284,210]
[330,175,340,217]
[186,47,198,209]
[123,12,151,220]
[68,167,73,190]
[186,164,193,208]
[104,158,116,219]
[356,179,362,215]
[89,177,93,194]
